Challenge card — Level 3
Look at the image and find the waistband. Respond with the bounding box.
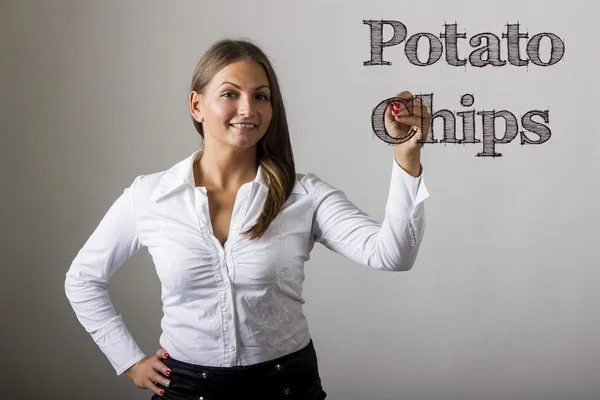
[164,340,317,376]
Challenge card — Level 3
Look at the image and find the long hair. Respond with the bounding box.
[190,38,296,241]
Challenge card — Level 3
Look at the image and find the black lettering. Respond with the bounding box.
[527,33,565,66]
[415,94,440,144]
[405,33,443,66]
[457,94,480,144]
[502,23,529,67]
[440,23,467,67]
[363,20,408,66]
[469,33,506,67]
[476,110,519,157]
[521,110,551,144]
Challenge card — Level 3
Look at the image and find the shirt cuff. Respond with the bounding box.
[386,157,430,219]
[94,314,147,375]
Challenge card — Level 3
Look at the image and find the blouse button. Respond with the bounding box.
[275,364,283,371]
[283,388,291,395]
[201,372,208,379]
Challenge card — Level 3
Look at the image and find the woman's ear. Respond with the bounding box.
[189,90,203,122]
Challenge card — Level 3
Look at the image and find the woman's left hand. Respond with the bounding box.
[385,91,431,156]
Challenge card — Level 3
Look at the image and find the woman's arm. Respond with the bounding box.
[64,175,147,375]
[310,157,429,272]
[310,90,431,270]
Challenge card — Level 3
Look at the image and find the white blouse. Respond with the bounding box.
[64,150,430,375]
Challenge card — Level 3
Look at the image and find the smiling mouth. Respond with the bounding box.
[230,123,257,129]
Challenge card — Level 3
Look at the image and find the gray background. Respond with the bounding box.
[2,0,599,399]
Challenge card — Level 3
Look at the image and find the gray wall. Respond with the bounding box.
[3,1,598,399]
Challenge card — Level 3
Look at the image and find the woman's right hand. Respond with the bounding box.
[125,349,172,396]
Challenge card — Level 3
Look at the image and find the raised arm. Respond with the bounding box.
[312,90,432,270]
[310,157,429,271]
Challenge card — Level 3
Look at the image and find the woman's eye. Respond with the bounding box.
[222,92,269,101]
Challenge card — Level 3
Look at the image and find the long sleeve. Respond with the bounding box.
[310,157,430,271]
[64,176,147,375]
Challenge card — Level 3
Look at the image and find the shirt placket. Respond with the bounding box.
[195,184,250,366]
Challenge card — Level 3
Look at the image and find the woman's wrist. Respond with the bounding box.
[394,149,422,177]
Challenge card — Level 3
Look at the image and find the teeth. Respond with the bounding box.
[231,123,255,128]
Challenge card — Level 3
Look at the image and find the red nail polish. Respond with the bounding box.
[160,390,165,395]
[393,103,401,110]
[392,109,398,114]
[166,369,171,376]
[164,352,169,358]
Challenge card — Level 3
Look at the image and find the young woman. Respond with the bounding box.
[65,38,431,400]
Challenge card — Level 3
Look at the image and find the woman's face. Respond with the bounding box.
[193,60,273,151]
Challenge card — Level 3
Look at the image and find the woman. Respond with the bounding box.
[65,38,431,400]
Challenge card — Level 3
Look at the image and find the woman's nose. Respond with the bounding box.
[237,96,255,116]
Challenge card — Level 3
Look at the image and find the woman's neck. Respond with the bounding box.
[194,148,258,191]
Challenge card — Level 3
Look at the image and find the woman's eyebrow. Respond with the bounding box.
[218,81,270,91]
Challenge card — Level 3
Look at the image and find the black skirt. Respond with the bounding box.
[151,340,327,400]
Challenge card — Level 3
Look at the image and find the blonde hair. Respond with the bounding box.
[190,38,296,240]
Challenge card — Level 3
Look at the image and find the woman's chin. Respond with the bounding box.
[224,135,261,149]
[208,129,266,149]
[228,129,265,144]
